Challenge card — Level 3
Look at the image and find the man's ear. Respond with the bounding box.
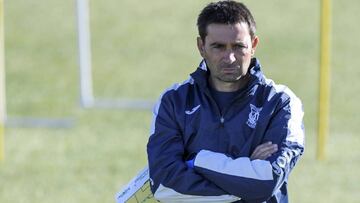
[197,37,205,57]
[251,36,259,56]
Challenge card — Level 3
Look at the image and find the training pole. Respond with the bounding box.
[0,0,6,161]
[317,0,331,160]
[76,0,94,108]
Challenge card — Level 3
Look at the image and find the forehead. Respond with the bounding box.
[205,22,251,44]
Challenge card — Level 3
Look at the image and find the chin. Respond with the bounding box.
[220,77,241,83]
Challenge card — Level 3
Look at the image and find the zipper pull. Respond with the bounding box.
[220,117,225,127]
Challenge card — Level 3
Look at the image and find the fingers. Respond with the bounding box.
[250,141,278,160]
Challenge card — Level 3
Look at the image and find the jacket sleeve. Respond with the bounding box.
[192,96,305,202]
[147,92,240,203]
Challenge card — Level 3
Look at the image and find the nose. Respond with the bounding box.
[223,50,236,63]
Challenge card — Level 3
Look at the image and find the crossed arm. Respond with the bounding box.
[187,142,277,168]
[147,97,304,202]
[147,131,284,203]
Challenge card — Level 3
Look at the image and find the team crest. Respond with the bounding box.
[246,104,262,128]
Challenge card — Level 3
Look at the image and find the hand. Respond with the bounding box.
[250,141,278,160]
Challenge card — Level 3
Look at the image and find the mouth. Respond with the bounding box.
[221,66,239,74]
[222,68,236,73]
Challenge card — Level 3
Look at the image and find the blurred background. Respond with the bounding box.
[1,0,359,202]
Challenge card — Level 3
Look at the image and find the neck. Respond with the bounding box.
[209,74,250,92]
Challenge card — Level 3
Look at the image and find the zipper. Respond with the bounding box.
[204,89,225,127]
[204,86,250,127]
[199,73,258,127]
[220,78,259,121]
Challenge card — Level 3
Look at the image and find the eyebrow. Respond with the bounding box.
[209,42,225,47]
[209,42,248,47]
[233,41,247,46]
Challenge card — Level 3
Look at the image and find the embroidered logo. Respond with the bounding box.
[246,104,262,128]
[185,105,201,115]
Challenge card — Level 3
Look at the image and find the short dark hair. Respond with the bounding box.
[197,1,256,42]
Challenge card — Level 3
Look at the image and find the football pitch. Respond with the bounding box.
[1,0,359,202]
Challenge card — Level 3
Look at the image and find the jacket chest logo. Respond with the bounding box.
[185,105,201,115]
[246,104,262,128]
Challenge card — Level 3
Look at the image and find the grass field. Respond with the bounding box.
[1,0,360,202]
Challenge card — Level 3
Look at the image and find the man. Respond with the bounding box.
[147,1,305,202]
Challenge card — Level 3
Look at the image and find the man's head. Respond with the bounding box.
[196,1,259,92]
[197,0,256,42]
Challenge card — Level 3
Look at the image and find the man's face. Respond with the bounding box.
[197,22,258,91]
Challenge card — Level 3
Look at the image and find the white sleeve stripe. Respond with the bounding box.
[264,78,305,146]
[195,150,273,181]
[150,77,194,135]
[154,184,240,203]
[286,97,305,146]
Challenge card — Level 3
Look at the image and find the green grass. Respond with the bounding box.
[1,0,360,202]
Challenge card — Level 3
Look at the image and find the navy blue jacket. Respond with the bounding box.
[147,58,305,203]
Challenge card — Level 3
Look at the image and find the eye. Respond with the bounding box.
[211,44,226,50]
[234,44,247,50]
